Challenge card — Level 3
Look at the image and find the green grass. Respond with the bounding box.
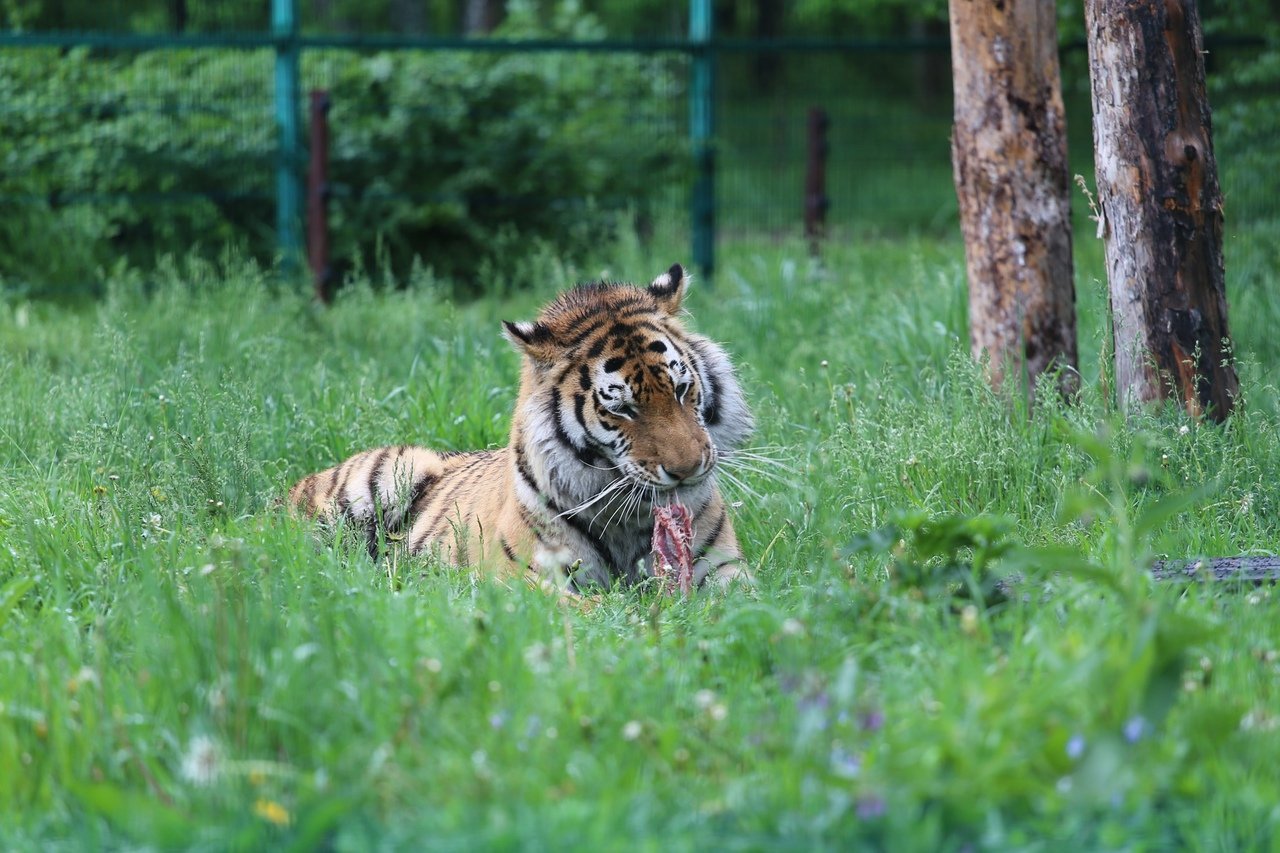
[2,228,1280,848]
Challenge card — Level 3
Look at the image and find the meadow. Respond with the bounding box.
[2,225,1280,848]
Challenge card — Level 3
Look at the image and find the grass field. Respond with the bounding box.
[2,227,1280,848]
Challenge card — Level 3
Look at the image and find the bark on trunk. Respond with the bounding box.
[464,0,503,35]
[1084,0,1238,421]
[949,0,1078,400]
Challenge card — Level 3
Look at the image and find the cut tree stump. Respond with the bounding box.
[1151,556,1280,583]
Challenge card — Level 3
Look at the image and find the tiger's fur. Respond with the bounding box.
[288,264,753,591]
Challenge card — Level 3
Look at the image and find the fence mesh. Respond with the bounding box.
[1,5,1276,295]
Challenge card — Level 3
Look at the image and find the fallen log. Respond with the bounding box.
[1151,556,1280,583]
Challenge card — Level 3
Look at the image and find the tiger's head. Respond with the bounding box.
[503,264,752,503]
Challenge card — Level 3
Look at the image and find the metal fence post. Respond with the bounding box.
[805,107,829,253]
[272,0,302,274]
[689,0,715,278]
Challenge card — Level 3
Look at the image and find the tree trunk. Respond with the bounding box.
[949,0,1078,400]
[464,0,503,35]
[1084,0,1238,421]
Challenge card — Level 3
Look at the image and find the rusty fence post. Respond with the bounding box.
[307,89,333,303]
[804,107,829,252]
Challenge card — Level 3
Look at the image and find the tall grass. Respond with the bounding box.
[1,230,1278,847]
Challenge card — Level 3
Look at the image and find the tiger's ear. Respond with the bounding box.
[647,263,687,315]
[502,320,559,364]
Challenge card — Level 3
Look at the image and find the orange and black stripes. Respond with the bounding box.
[289,264,755,590]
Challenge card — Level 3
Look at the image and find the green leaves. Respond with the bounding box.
[0,18,685,294]
[71,783,195,846]
[0,575,35,631]
[846,424,1227,807]
[846,510,1020,607]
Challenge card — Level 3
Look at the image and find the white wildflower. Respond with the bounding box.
[523,642,553,676]
[180,735,223,786]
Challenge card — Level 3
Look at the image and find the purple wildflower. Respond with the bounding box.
[830,747,862,779]
[860,708,885,733]
[1123,715,1147,743]
[1066,734,1086,760]
[798,691,831,713]
[856,794,887,820]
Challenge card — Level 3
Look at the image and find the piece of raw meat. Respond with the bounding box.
[652,503,695,595]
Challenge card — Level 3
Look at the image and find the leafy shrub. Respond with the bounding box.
[1195,5,1278,229]
[0,3,685,295]
[1212,45,1280,229]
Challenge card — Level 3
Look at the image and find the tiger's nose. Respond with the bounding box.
[660,462,699,483]
[659,451,712,484]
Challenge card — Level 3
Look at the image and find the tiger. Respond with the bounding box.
[288,263,754,592]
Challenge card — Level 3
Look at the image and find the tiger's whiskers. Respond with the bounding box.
[556,476,631,521]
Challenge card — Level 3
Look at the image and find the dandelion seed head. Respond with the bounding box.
[523,642,552,675]
[180,735,223,786]
[622,720,643,741]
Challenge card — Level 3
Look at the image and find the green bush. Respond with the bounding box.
[1213,45,1280,229]
[0,4,686,295]
[1202,5,1279,229]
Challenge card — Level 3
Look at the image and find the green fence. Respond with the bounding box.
[1,2,1275,296]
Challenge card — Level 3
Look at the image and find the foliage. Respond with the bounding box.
[847,510,1023,607]
[313,4,685,291]
[1,231,1279,845]
[0,4,684,295]
[1209,16,1280,231]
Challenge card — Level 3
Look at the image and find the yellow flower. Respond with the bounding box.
[253,798,291,827]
